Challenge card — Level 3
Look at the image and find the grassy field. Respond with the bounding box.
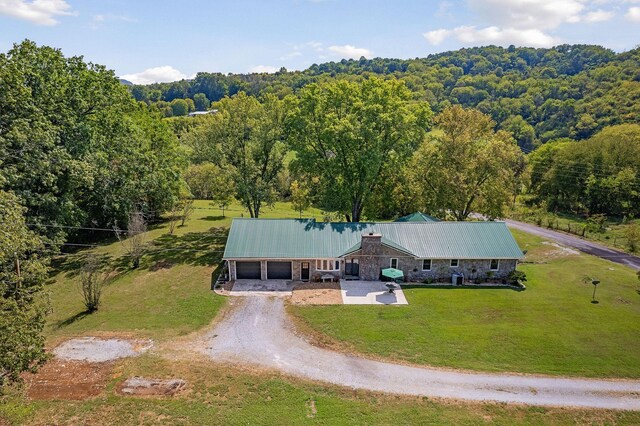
[4,354,640,425]
[289,229,640,378]
[45,199,325,342]
[5,201,639,424]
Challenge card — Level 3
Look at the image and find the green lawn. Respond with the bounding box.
[45,199,325,342]
[289,229,640,378]
[5,203,640,424]
[4,354,640,425]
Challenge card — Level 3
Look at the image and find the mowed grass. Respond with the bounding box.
[289,229,640,378]
[46,200,325,342]
[4,354,640,425]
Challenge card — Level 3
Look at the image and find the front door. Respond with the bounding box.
[301,262,310,281]
[345,259,359,277]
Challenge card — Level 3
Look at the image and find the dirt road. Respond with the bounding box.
[200,296,640,410]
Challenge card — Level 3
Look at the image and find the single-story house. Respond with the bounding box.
[222,216,524,283]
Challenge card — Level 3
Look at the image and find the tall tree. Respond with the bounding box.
[411,106,524,220]
[189,92,287,218]
[0,190,49,391]
[287,78,432,222]
[0,40,184,240]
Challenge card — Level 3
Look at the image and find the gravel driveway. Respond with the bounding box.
[506,219,640,270]
[201,296,640,410]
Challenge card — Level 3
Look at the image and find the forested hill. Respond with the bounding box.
[130,44,640,150]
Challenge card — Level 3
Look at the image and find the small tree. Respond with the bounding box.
[627,223,639,253]
[167,202,181,235]
[180,199,195,227]
[79,255,109,312]
[115,210,147,269]
[290,180,311,218]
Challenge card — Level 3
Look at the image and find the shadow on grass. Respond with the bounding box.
[202,215,226,222]
[51,252,117,279]
[145,228,228,267]
[402,284,526,292]
[55,310,91,329]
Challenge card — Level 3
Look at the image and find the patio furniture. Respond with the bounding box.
[385,283,397,293]
[381,267,404,282]
[321,274,334,283]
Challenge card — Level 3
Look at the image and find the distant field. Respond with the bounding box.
[289,229,640,378]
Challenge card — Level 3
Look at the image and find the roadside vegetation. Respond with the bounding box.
[508,203,640,253]
[289,229,640,378]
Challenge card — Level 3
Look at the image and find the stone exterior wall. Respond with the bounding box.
[345,234,416,281]
[406,258,517,283]
[227,256,517,282]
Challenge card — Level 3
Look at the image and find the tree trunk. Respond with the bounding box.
[351,199,363,222]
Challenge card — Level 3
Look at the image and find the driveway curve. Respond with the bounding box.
[506,219,640,271]
[200,296,640,410]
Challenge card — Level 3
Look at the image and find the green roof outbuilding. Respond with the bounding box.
[395,212,441,222]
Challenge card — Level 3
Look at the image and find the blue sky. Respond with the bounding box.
[1,0,639,84]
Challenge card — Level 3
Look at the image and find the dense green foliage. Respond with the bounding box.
[0,40,185,241]
[131,45,640,148]
[287,78,432,221]
[528,124,640,217]
[409,106,524,220]
[0,191,49,392]
[185,93,287,217]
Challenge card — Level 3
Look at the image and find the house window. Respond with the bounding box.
[490,259,499,270]
[316,259,339,271]
[422,259,432,271]
[390,258,398,269]
[450,259,459,267]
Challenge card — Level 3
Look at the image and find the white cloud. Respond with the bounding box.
[250,65,278,73]
[626,6,640,22]
[90,13,137,29]
[582,9,615,22]
[470,0,584,30]
[327,44,373,59]
[426,25,556,47]
[424,29,452,45]
[121,66,187,85]
[280,51,303,60]
[0,0,74,26]
[423,0,621,48]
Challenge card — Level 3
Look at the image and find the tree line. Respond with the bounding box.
[130,44,640,150]
[0,40,185,390]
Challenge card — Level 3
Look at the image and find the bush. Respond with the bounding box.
[508,270,527,286]
[79,256,110,312]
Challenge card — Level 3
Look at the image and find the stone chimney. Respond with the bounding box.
[361,232,382,255]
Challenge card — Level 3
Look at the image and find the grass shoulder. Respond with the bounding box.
[4,354,640,425]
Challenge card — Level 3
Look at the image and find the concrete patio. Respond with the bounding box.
[339,280,408,305]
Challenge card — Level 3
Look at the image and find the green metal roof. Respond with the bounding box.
[395,212,441,222]
[223,218,523,260]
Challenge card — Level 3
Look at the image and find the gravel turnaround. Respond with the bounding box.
[202,297,640,410]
